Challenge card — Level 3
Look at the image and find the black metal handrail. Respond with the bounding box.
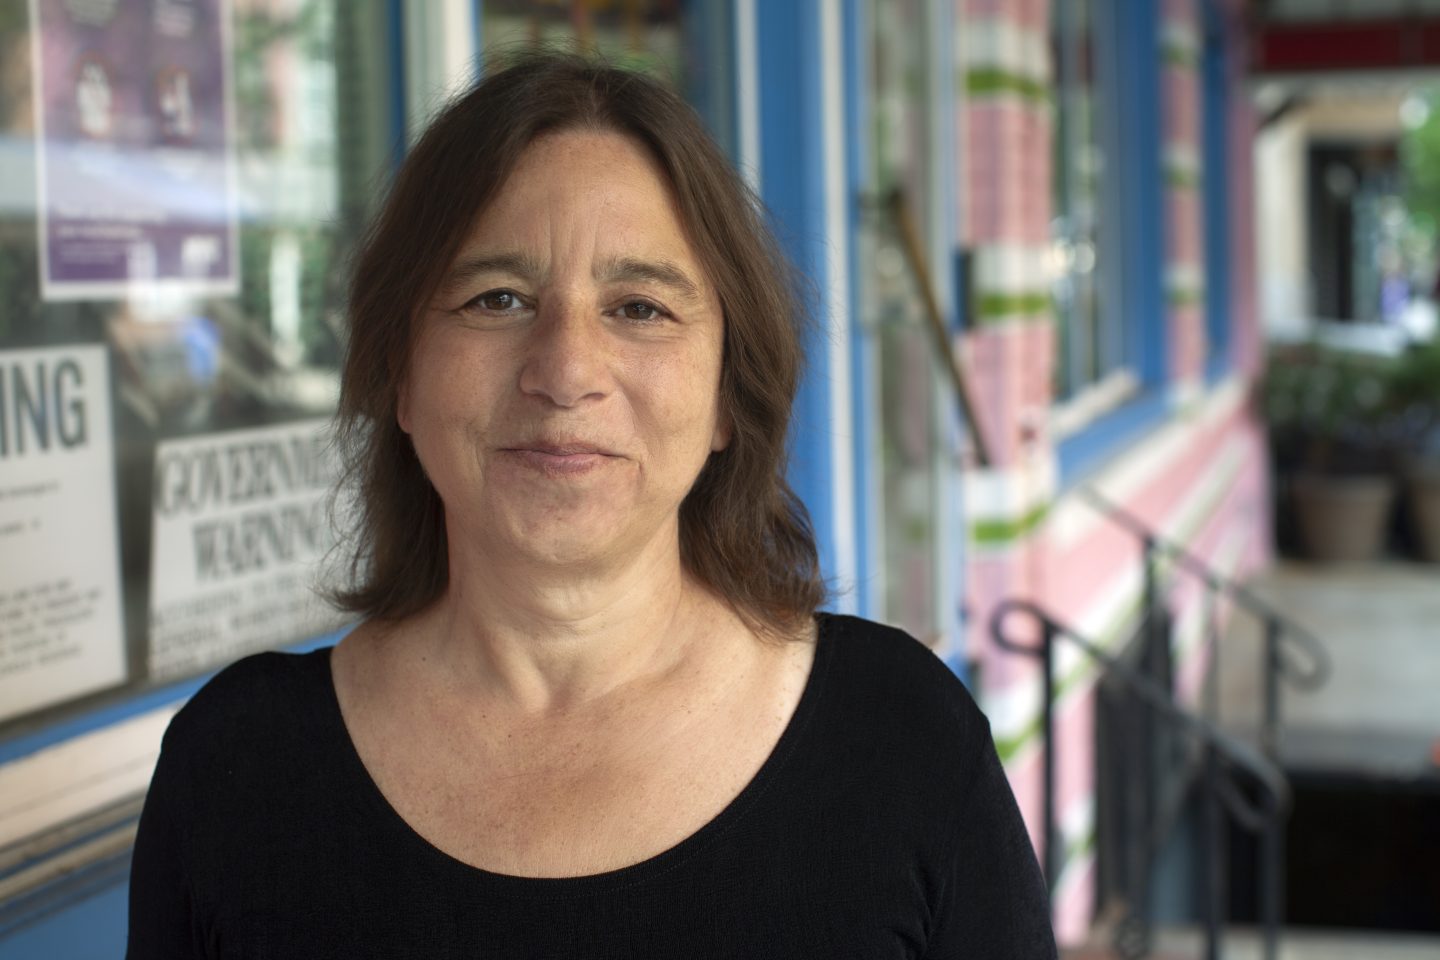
[1079,488,1331,755]
[991,599,1290,960]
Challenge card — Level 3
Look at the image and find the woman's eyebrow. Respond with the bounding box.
[597,256,704,303]
[440,252,705,303]
[441,251,544,289]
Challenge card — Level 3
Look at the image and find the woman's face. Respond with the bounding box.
[400,129,728,572]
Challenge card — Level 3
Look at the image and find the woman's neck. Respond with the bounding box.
[407,532,742,717]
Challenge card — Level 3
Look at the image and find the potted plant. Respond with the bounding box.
[1260,343,1400,563]
[1388,335,1440,561]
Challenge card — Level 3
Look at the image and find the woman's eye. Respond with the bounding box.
[469,290,521,312]
[620,301,662,322]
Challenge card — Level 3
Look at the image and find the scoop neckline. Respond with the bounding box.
[315,612,838,898]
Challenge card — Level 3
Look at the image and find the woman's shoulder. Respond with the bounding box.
[161,646,335,764]
[818,612,960,666]
[138,646,353,895]
[813,617,1055,956]
[814,612,990,752]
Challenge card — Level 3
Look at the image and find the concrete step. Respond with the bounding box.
[1066,927,1440,960]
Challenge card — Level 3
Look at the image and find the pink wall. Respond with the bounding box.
[955,0,1271,944]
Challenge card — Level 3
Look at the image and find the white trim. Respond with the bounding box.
[1164,142,1202,181]
[1168,374,1205,410]
[928,0,962,647]
[858,322,886,618]
[1050,846,1095,921]
[1166,260,1205,293]
[1042,793,1098,930]
[973,243,1053,296]
[734,0,761,192]
[403,0,478,140]
[1058,792,1096,875]
[1050,380,1248,551]
[965,449,1059,526]
[962,16,1051,84]
[0,705,178,850]
[852,13,886,621]
[820,0,856,613]
[1161,18,1201,60]
[1049,368,1142,440]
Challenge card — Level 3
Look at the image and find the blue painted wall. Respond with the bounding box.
[756,0,840,590]
[0,879,128,960]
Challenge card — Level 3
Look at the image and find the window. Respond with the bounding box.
[0,0,395,732]
[1050,0,1123,412]
[481,0,735,157]
[860,0,950,644]
[1051,0,1171,482]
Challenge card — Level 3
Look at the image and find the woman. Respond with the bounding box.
[128,53,1055,958]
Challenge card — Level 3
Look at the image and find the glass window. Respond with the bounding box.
[861,0,945,644]
[0,0,395,732]
[1050,0,1117,403]
[481,0,735,156]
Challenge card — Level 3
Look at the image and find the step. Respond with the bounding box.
[1066,926,1440,959]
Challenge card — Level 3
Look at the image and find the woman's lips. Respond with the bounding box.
[501,445,617,476]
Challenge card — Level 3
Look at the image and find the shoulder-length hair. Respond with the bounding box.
[332,50,824,637]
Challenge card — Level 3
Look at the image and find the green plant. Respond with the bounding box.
[1389,336,1440,461]
[1260,344,1401,475]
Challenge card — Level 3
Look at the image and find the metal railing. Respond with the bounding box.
[992,600,1289,960]
[990,492,1332,960]
[1079,489,1330,757]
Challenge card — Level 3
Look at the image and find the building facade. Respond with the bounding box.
[0,0,1268,953]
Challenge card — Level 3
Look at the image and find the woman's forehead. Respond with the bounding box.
[487,131,673,222]
[452,129,715,289]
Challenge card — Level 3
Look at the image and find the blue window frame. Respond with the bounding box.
[1055,0,1169,484]
[753,0,865,610]
[1202,0,1232,381]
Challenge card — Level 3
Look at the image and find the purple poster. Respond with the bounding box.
[30,0,237,300]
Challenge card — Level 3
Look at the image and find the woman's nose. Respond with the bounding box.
[517,301,612,408]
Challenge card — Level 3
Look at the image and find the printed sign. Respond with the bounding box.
[147,418,346,680]
[0,345,126,723]
[29,0,238,300]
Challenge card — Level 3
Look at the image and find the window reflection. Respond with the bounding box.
[481,0,734,157]
[863,0,942,645]
[1051,0,1109,401]
[0,0,393,727]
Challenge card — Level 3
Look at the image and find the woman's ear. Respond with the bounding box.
[397,381,412,435]
[711,413,732,452]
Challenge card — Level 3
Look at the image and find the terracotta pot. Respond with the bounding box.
[1404,462,1440,563]
[1290,473,1396,563]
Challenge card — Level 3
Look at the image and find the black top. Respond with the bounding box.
[127,614,1056,959]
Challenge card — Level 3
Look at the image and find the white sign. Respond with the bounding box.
[0,345,126,723]
[147,418,346,680]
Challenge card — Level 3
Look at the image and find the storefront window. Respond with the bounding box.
[0,0,394,731]
[481,0,734,157]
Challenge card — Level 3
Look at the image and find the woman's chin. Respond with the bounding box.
[480,514,648,571]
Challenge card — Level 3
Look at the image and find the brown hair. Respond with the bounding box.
[333,50,824,636]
